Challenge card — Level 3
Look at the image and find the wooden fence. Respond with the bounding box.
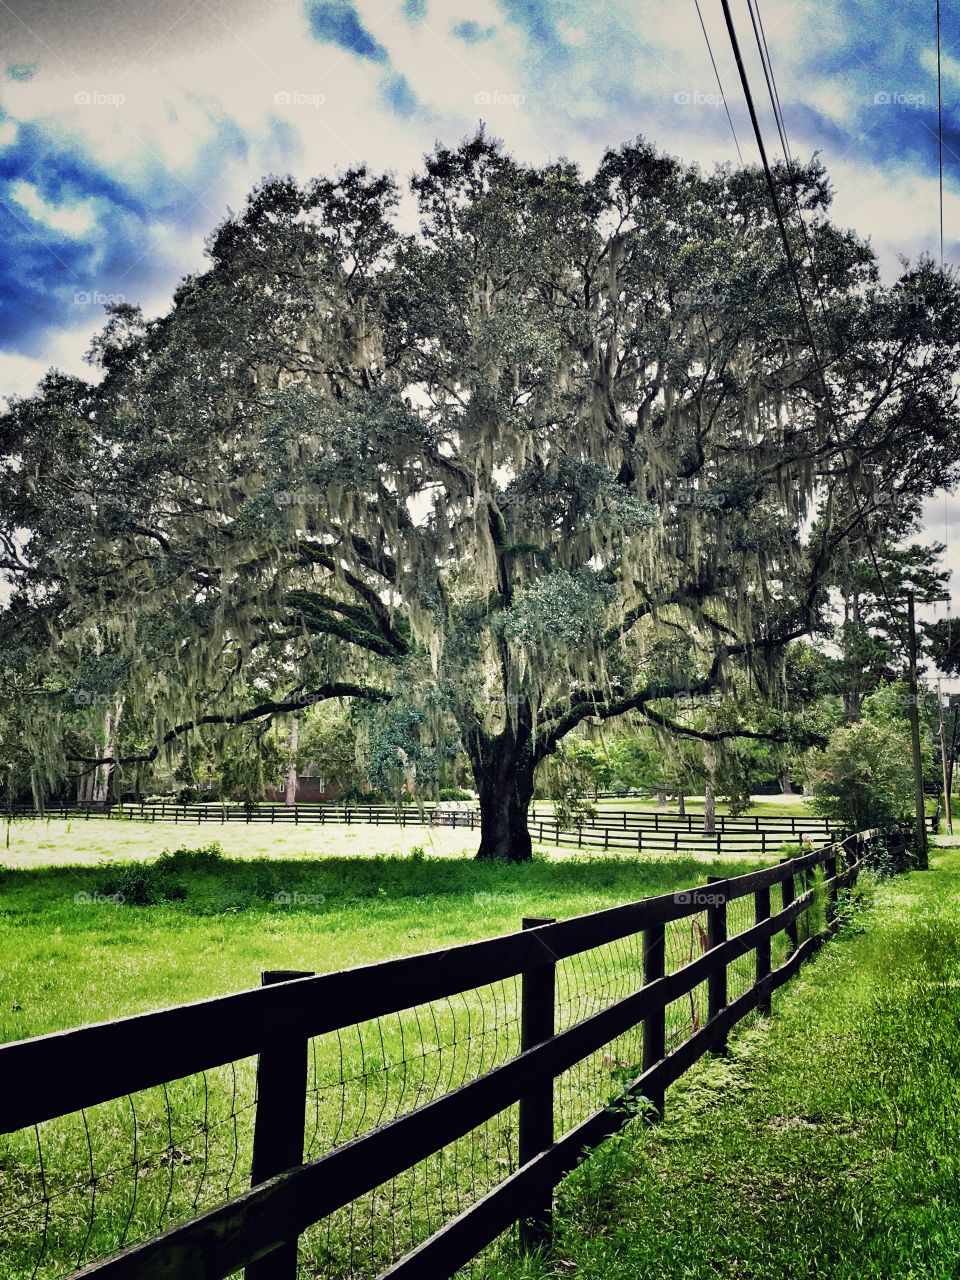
[0,825,902,1279]
[6,801,847,855]
[7,800,834,833]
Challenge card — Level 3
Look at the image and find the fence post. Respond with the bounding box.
[780,857,798,953]
[754,885,771,1015]
[822,846,838,926]
[641,921,666,1116]
[246,969,314,1280]
[843,835,861,889]
[519,917,556,1254]
[706,876,728,1054]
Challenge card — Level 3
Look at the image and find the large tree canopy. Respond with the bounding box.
[3,133,960,857]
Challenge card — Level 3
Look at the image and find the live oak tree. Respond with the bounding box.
[4,134,960,858]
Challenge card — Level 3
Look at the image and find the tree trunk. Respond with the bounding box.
[703,733,716,834]
[845,590,862,723]
[468,720,535,862]
[677,792,686,817]
[93,707,119,803]
[703,782,715,833]
[779,770,794,794]
[285,714,299,806]
[656,790,667,809]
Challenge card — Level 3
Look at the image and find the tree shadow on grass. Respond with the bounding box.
[0,847,771,916]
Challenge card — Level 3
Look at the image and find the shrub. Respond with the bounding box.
[96,843,223,905]
[809,720,917,832]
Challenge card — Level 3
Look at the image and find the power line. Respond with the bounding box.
[693,0,744,166]
[747,0,832,332]
[753,0,793,160]
[747,0,836,353]
[746,0,792,167]
[718,0,907,648]
[937,0,944,266]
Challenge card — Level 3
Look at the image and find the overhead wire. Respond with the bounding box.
[746,0,833,332]
[937,0,944,266]
[693,0,745,165]
[719,0,907,645]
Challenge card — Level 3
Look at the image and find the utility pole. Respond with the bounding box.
[906,591,929,868]
[938,679,954,834]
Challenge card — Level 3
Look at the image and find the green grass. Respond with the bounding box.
[0,813,791,870]
[0,845,778,1041]
[484,844,960,1280]
[1,814,485,867]
[585,794,820,817]
[0,833,783,1278]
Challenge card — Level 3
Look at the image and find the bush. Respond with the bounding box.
[809,721,917,832]
[97,843,223,905]
[438,788,473,801]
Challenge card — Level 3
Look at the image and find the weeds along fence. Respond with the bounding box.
[0,827,902,1280]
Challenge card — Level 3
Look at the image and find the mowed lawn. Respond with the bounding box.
[1,796,823,869]
[0,821,781,1043]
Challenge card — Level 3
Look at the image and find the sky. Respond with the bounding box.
[0,0,957,633]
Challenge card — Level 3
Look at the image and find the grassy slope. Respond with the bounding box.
[492,845,960,1280]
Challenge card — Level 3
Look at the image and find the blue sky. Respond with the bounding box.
[1,0,958,600]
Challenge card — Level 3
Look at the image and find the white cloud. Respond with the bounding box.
[0,322,99,400]
[9,179,97,235]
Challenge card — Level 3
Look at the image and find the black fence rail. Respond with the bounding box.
[0,826,902,1280]
[529,807,835,835]
[6,801,848,838]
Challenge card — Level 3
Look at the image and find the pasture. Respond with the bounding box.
[0,836,779,1040]
[0,823,790,1278]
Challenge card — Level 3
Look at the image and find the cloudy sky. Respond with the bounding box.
[1,0,957,626]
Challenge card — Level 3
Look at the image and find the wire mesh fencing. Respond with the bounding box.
[0,832,887,1280]
[1,1060,258,1280]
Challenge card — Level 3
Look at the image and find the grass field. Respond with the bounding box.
[0,808,813,870]
[0,824,787,1278]
[3,815,941,1278]
[487,843,960,1280]
[0,840,779,1041]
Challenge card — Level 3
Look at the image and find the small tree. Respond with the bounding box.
[809,720,918,831]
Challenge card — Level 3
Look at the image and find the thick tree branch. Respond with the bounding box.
[68,682,392,767]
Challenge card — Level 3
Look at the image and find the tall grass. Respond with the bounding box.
[485,848,960,1280]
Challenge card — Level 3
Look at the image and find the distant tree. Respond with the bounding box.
[809,719,922,831]
[826,537,949,721]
